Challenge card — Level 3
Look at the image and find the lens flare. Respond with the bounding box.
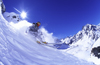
[20,11,27,19]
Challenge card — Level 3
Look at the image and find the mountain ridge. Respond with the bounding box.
[61,24,100,44]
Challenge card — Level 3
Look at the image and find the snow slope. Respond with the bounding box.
[0,5,94,65]
[90,38,100,65]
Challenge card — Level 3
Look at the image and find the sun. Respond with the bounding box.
[20,11,27,19]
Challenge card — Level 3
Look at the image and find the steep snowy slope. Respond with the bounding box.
[0,5,94,65]
[90,38,100,65]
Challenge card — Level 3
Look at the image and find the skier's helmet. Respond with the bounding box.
[37,21,41,26]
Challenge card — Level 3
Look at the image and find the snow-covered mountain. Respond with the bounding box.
[61,24,100,44]
[0,3,95,65]
[3,12,20,23]
[61,24,100,64]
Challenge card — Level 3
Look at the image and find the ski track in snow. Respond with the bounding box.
[0,7,95,65]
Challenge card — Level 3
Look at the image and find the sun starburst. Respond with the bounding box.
[20,11,27,19]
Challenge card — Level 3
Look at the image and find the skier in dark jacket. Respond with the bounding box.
[29,22,45,43]
[29,21,41,33]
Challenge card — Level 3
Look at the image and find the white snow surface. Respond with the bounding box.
[0,5,95,65]
[89,38,100,65]
[66,35,95,59]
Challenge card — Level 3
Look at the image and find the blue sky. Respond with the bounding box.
[3,0,100,38]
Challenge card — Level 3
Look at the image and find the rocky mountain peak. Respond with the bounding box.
[82,24,97,32]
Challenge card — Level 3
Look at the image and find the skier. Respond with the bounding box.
[28,22,48,44]
[26,21,41,36]
[0,0,5,13]
[29,21,41,33]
